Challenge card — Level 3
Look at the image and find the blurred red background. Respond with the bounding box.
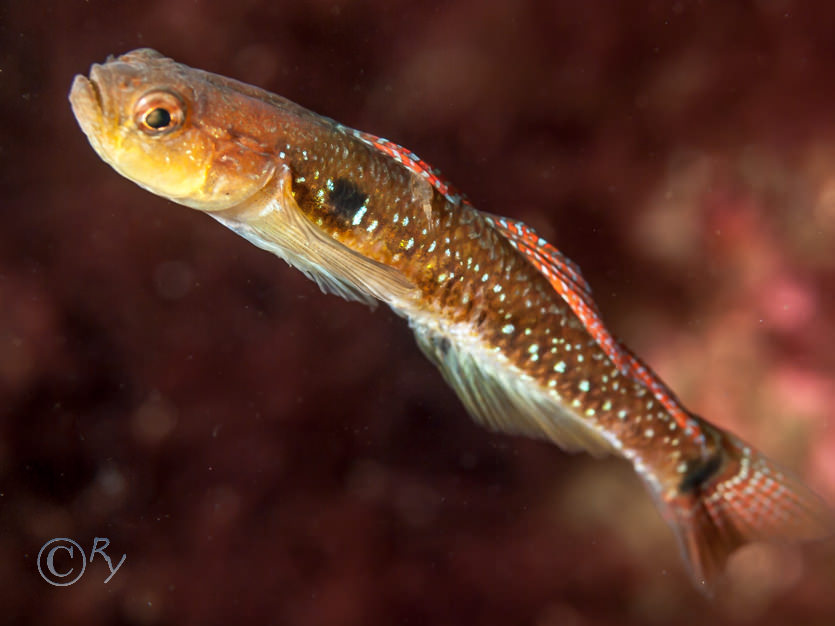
[1,1,834,624]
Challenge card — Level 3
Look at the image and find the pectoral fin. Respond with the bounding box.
[214,166,418,308]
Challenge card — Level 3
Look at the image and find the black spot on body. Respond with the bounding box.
[678,452,723,493]
[328,178,367,221]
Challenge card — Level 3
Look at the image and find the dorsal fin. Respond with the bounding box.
[485,214,596,306]
[485,215,613,359]
[487,214,702,439]
[618,345,705,444]
[347,128,467,207]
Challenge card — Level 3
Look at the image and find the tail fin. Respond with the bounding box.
[653,420,833,593]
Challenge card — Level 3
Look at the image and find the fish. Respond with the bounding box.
[69,48,831,593]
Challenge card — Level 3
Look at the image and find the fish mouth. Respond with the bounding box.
[69,66,106,140]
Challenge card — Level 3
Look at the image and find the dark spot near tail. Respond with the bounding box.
[436,336,451,356]
[329,178,367,221]
[679,453,723,493]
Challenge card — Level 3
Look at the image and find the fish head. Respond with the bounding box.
[69,48,278,212]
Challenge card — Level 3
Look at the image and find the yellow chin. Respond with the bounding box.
[107,142,275,212]
[109,146,211,207]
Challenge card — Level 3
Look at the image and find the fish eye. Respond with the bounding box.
[145,107,171,129]
[134,90,185,135]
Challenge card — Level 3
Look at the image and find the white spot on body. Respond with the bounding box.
[352,206,368,226]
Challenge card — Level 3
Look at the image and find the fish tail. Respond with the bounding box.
[652,418,832,593]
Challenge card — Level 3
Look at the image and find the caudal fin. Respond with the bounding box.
[655,422,832,593]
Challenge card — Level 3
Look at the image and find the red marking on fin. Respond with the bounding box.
[488,215,699,435]
[618,345,703,442]
[660,420,833,592]
[349,128,466,206]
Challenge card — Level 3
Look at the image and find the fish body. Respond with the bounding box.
[69,49,831,592]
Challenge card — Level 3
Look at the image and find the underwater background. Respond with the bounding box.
[2,0,835,624]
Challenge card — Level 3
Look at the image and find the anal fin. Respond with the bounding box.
[411,318,619,458]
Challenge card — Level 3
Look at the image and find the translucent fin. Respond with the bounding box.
[411,319,618,458]
[213,166,417,308]
[652,418,833,594]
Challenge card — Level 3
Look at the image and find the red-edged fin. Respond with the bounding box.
[618,344,704,443]
[656,417,834,593]
[347,128,467,206]
[484,214,614,362]
[484,214,595,305]
[487,214,701,436]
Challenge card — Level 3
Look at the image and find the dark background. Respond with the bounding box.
[2,1,835,624]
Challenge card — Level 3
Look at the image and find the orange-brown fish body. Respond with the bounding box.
[235,93,707,486]
[69,49,832,593]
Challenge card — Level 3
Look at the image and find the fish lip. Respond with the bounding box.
[69,67,105,139]
[86,66,105,112]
